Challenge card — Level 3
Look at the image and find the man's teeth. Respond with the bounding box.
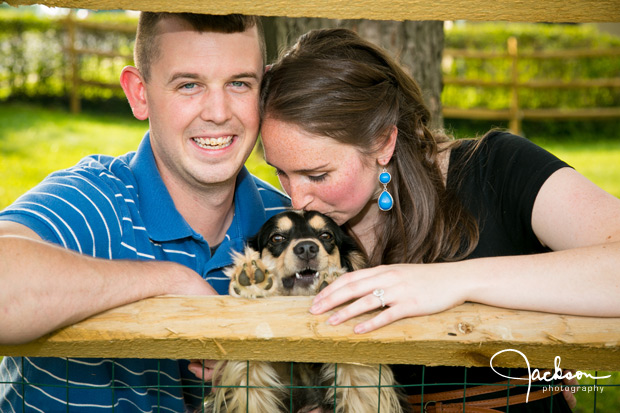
[193,136,233,149]
[295,271,319,279]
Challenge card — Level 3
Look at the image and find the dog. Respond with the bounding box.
[204,210,406,413]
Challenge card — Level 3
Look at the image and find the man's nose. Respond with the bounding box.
[201,89,232,124]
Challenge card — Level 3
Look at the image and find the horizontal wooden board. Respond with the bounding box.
[2,297,619,371]
[6,0,620,22]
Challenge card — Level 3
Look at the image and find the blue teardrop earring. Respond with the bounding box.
[378,168,393,211]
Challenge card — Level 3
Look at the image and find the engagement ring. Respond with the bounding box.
[373,288,386,308]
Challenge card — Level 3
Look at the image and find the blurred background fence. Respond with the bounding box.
[443,37,620,134]
[1,7,619,136]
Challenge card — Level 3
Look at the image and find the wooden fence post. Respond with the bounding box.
[507,36,521,135]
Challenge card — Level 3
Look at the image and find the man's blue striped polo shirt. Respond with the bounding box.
[0,132,290,412]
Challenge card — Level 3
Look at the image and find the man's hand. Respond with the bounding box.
[188,359,219,382]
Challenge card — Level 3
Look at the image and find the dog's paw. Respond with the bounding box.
[317,266,345,293]
[225,249,278,298]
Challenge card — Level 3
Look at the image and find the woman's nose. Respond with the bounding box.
[288,182,314,211]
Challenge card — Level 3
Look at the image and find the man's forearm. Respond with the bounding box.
[0,235,214,345]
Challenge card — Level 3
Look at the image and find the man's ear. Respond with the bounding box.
[120,66,148,121]
[377,125,398,165]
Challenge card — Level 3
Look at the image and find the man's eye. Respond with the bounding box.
[230,81,248,88]
[181,83,196,90]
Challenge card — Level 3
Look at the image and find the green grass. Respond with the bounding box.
[530,138,620,199]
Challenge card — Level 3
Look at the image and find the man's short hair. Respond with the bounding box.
[135,13,265,82]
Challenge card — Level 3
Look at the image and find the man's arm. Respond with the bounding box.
[0,221,216,345]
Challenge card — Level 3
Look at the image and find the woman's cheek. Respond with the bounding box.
[326,178,368,208]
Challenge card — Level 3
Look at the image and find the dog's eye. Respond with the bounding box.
[270,234,286,244]
[319,232,333,241]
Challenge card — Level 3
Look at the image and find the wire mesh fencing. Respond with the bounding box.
[2,356,618,412]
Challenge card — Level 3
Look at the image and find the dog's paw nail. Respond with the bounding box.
[318,281,329,292]
[238,270,251,286]
[265,278,273,290]
[254,268,265,283]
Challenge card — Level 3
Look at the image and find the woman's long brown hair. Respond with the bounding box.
[261,28,478,265]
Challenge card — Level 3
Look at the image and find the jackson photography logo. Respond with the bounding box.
[490,349,611,402]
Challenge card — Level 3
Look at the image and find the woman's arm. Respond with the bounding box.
[310,167,620,333]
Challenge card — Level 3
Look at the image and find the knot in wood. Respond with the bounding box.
[457,322,474,334]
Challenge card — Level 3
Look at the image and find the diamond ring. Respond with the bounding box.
[373,288,386,308]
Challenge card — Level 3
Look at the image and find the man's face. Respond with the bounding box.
[144,17,263,191]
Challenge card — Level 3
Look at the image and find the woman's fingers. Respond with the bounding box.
[325,292,384,325]
[353,307,401,334]
[312,268,376,305]
[309,263,466,333]
[311,267,391,314]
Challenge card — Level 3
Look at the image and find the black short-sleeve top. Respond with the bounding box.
[449,131,570,258]
[394,131,572,412]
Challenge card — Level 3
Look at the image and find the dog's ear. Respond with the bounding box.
[334,228,367,271]
[342,249,367,271]
[249,214,278,252]
[246,233,260,251]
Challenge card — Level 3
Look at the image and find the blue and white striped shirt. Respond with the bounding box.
[0,132,290,412]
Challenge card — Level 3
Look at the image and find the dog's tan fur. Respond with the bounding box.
[204,211,404,413]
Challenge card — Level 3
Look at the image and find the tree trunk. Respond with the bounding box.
[263,17,444,130]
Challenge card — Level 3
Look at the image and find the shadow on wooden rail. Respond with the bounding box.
[1,297,619,371]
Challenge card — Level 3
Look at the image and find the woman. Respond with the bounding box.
[259,28,620,411]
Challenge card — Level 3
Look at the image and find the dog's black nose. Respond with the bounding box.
[294,241,319,260]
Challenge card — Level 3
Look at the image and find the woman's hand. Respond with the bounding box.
[309,263,467,333]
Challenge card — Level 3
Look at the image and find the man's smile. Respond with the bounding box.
[192,135,234,149]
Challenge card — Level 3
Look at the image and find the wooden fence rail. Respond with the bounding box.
[2,297,620,371]
[443,37,620,134]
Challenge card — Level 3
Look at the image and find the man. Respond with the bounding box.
[0,12,289,411]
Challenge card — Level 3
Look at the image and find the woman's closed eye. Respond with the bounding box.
[274,168,326,183]
[308,173,327,182]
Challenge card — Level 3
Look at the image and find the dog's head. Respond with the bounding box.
[249,210,366,296]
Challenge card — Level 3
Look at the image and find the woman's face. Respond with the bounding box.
[261,118,382,226]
